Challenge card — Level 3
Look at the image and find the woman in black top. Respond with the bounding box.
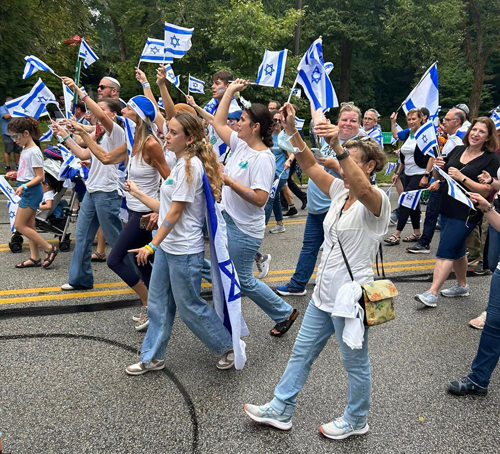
[415,117,500,307]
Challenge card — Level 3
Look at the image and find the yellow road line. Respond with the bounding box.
[0,282,127,296]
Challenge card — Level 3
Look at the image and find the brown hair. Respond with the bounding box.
[463,117,499,153]
[407,108,425,124]
[339,105,362,125]
[344,137,387,172]
[7,117,41,143]
[245,103,274,148]
[174,103,197,116]
[98,97,122,115]
[212,70,233,86]
[174,113,223,200]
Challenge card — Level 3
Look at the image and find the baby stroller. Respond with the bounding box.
[9,146,78,253]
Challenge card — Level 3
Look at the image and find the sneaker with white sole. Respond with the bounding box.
[275,284,307,296]
[244,403,292,430]
[125,359,165,376]
[256,254,272,279]
[135,306,149,331]
[61,283,76,291]
[441,283,470,297]
[319,417,369,440]
[216,350,234,370]
[415,290,438,307]
[469,311,487,330]
[269,224,286,234]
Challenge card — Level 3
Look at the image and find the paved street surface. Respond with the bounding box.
[0,192,498,454]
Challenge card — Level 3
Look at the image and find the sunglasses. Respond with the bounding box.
[273,118,281,123]
[341,102,354,107]
[98,85,114,90]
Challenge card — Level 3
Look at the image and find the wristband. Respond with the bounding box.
[336,147,350,161]
[144,245,154,254]
[142,81,151,89]
[488,177,494,185]
[61,135,71,143]
[80,94,89,102]
[22,184,28,190]
[462,177,467,184]
[148,242,157,252]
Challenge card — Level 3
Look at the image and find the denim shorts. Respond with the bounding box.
[18,183,43,210]
[436,214,477,260]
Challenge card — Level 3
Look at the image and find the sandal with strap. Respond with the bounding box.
[403,233,421,242]
[43,245,58,269]
[270,309,299,337]
[16,257,42,269]
[91,251,107,262]
[384,234,400,246]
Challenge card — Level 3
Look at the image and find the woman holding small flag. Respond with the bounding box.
[212,79,299,337]
[415,117,500,308]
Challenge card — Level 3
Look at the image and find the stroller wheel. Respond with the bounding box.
[9,241,23,253]
[59,240,71,252]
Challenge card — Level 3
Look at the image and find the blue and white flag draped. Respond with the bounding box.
[366,127,383,149]
[398,189,421,210]
[164,64,180,87]
[6,79,56,119]
[296,38,338,111]
[269,170,285,199]
[164,23,194,60]
[415,121,438,158]
[295,117,305,130]
[140,38,173,64]
[402,62,439,123]
[202,173,248,370]
[117,116,136,155]
[433,165,475,211]
[324,62,334,75]
[63,84,74,119]
[385,162,397,176]
[204,98,219,115]
[58,144,89,183]
[23,56,58,79]
[255,49,288,88]
[391,123,404,145]
[188,75,205,94]
[8,201,18,232]
[78,39,99,69]
[0,175,21,204]
[40,128,54,142]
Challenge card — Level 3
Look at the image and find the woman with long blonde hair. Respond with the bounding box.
[125,113,234,375]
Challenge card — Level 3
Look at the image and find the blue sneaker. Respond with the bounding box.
[244,403,292,430]
[448,377,487,396]
[275,284,307,297]
[415,290,438,308]
[320,417,369,440]
[441,283,470,297]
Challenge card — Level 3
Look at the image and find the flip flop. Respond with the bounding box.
[91,252,107,262]
[43,245,58,269]
[16,257,42,269]
[270,309,299,337]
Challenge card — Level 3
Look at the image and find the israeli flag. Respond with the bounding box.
[415,121,438,157]
[268,170,285,200]
[434,165,475,211]
[386,185,393,197]
[391,123,404,145]
[402,62,439,121]
[204,98,219,115]
[490,107,500,130]
[202,172,248,370]
[366,127,383,149]
[255,49,288,88]
[140,38,173,64]
[385,162,397,176]
[164,23,194,59]
[296,38,338,111]
[164,64,180,87]
[22,56,57,79]
[295,117,305,130]
[58,144,84,182]
[398,190,422,210]
[40,128,53,142]
[78,39,99,69]
[63,84,74,119]
[0,175,21,203]
[7,79,56,119]
[188,75,205,94]
[117,116,136,155]
[324,62,334,75]
[8,201,18,232]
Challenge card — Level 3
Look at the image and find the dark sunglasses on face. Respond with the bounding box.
[98,85,113,90]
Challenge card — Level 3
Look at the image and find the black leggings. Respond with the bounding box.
[396,173,423,232]
[107,209,153,288]
[287,159,307,202]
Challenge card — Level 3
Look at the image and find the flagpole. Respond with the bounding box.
[72,53,82,115]
[287,77,298,104]
[188,74,190,96]
[396,60,438,113]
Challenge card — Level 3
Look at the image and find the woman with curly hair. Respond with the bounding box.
[125,113,234,375]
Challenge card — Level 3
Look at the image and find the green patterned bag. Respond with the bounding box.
[360,279,397,326]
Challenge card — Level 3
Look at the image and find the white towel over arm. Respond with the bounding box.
[332,281,365,349]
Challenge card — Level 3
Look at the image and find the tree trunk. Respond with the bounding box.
[101,0,128,62]
[468,59,486,121]
[339,38,352,103]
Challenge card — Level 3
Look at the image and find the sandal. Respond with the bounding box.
[403,233,421,242]
[384,234,400,246]
[270,309,299,337]
[16,257,42,269]
[91,252,107,262]
[43,245,58,269]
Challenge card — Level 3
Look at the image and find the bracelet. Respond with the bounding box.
[80,94,89,102]
[488,177,494,185]
[223,94,233,101]
[462,177,467,184]
[148,242,157,252]
[22,184,28,190]
[144,245,154,254]
[61,135,71,143]
[336,147,350,161]
[482,204,493,213]
[142,81,151,89]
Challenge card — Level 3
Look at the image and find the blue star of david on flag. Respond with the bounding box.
[170,36,180,48]
[164,23,194,59]
[139,38,173,64]
[37,96,47,103]
[311,67,322,84]
[415,121,438,157]
[255,49,288,88]
[78,39,99,69]
[219,260,242,302]
[188,75,205,94]
[264,64,275,76]
[150,46,159,54]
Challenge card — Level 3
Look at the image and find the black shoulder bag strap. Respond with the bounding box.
[336,197,355,282]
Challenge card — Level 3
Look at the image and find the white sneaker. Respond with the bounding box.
[469,311,487,330]
[244,403,292,430]
[319,417,369,440]
[441,283,470,297]
[125,359,165,376]
[256,254,272,279]
[61,283,76,291]
[135,306,149,331]
[216,350,234,370]
[269,224,286,234]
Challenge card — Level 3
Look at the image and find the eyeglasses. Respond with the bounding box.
[442,117,457,122]
[341,102,354,107]
[98,85,113,90]
[10,133,22,140]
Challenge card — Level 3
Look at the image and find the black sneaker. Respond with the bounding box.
[283,207,298,217]
[448,377,487,396]
[406,243,430,254]
[469,261,488,276]
[300,200,307,210]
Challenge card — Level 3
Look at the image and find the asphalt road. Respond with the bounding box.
[0,193,498,454]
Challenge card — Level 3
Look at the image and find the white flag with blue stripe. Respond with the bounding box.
[188,75,205,94]
[8,201,18,232]
[0,175,21,203]
[140,38,173,64]
[415,121,438,158]
[434,165,476,211]
[164,23,194,59]
[391,123,404,145]
[295,117,305,130]
[324,62,334,75]
[40,128,53,142]
[268,170,285,199]
[385,162,397,176]
[202,173,248,370]
[7,79,56,119]
[296,38,338,111]
[366,127,383,149]
[402,62,439,120]
[23,56,57,79]
[255,49,288,88]
[164,64,180,87]
[78,39,99,69]
[117,116,136,155]
[398,189,422,210]
[490,107,500,130]
[63,84,74,119]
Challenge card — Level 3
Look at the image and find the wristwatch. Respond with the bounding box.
[336,147,350,161]
[424,172,430,178]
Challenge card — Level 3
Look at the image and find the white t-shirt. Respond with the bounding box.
[42,190,55,204]
[17,145,44,183]
[86,122,125,193]
[221,131,276,239]
[441,132,463,157]
[312,178,391,313]
[126,153,160,212]
[158,155,206,255]
[400,136,422,176]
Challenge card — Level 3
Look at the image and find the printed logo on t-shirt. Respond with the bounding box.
[210,136,217,145]
[165,176,174,186]
[238,160,249,170]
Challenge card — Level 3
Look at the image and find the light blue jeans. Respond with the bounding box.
[223,211,293,323]
[68,190,130,289]
[140,249,233,364]
[271,300,371,426]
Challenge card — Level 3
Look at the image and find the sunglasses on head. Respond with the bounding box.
[341,102,354,107]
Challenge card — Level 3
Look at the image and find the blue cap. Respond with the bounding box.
[127,95,157,123]
[227,110,242,120]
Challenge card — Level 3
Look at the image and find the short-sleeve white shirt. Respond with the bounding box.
[17,145,44,183]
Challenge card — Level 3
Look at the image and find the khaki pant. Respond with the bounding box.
[466,216,489,262]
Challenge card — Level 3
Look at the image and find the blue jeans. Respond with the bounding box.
[271,301,371,425]
[288,212,327,292]
[265,178,288,225]
[224,211,292,323]
[419,186,442,247]
[68,190,126,289]
[140,249,233,363]
[487,225,500,272]
[468,268,500,388]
